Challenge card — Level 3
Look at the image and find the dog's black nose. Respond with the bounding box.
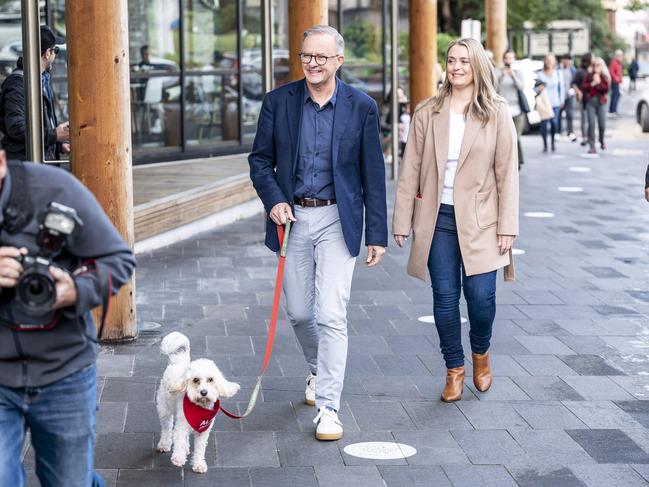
[200,389,208,397]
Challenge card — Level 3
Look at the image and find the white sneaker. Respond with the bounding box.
[313,407,343,441]
[305,372,316,406]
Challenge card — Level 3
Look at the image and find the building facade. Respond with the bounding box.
[2,0,410,165]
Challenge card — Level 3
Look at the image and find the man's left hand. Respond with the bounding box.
[366,245,386,267]
[49,266,77,309]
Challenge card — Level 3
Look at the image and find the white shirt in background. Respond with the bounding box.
[441,110,466,205]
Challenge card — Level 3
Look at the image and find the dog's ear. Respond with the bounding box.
[217,380,240,399]
[167,367,190,395]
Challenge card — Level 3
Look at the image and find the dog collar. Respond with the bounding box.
[183,394,220,433]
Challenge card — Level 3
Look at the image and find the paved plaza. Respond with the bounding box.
[27,92,649,486]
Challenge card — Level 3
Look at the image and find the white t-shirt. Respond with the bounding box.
[441,111,466,205]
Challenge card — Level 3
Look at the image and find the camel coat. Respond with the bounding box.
[392,95,519,282]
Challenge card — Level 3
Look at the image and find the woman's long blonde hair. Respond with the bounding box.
[431,38,504,125]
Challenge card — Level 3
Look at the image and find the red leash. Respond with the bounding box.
[218,222,291,419]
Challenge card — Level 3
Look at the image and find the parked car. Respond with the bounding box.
[636,89,649,132]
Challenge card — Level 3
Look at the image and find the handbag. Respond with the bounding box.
[534,90,554,121]
[517,88,531,113]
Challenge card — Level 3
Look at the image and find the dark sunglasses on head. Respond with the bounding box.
[50,46,59,54]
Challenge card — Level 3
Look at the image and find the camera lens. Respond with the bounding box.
[16,262,57,315]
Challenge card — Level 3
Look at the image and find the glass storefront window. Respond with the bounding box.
[129,0,181,153]
[242,0,263,142]
[183,0,239,147]
[272,0,289,88]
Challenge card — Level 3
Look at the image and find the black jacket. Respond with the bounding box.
[0,67,60,161]
[0,161,136,387]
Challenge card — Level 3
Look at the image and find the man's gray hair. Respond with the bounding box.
[303,25,345,55]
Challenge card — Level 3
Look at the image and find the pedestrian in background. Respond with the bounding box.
[629,57,639,93]
[393,38,518,403]
[248,25,387,441]
[536,53,564,152]
[608,50,623,116]
[572,53,592,146]
[582,57,609,154]
[496,49,526,169]
[559,53,577,141]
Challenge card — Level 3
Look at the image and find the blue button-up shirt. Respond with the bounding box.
[294,80,338,200]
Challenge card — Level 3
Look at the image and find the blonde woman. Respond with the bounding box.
[536,54,565,152]
[393,38,518,402]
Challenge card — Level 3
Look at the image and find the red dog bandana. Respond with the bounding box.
[183,394,220,433]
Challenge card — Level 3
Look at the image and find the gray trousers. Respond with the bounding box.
[282,204,356,411]
[586,97,606,148]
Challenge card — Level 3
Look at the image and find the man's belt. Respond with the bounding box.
[293,196,337,207]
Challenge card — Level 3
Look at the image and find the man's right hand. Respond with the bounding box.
[0,247,27,288]
[56,122,70,142]
[269,202,296,225]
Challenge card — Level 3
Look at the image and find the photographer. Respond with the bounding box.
[0,150,136,487]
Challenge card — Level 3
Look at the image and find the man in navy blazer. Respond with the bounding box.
[249,25,387,441]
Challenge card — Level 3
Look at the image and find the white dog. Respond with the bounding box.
[156,332,240,473]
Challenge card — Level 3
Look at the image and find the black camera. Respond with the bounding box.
[15,202,82,315]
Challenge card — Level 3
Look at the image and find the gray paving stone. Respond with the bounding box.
[610,376,649,400]
[97,402,127,434]
[512,376,585,401]
[563,401,645,429]
[379,465,452,486]
[95,433,154,469]
[614,401,649,428]
[97,355,135,378]
[512,319,571,335]
[559,354,627,376]
[206,336,254,356]
[556,335,613,355]
[249,467,318,487]
[507,466,587,487]
[515,336,577,355]
[372,354,432,376]
[276,432,344,466]
[632,464,649,482]
[361,376,422,401]
[570,464,649,487]
[566,429,649,464]
[456,401,531,430]
[515,291,566,304]
[116,468,183,487]
[101,377,157,403]
[472,354,531,376]
[441,465,518,486]
[239,402,301,432]
[391,429,469,465]
[509,429,595,464]
[215,431,279,467]
[465,376,531,401]
[96,470,118,487]
[512,402,587,430]
[348,336,392,355]
[344,353,383,376]
[383,335,437,355]
[347,399,417,431]
[402,401,474,430]
[560,376,635,400]
[315,466,384,487]
[513,355,580,376]
[451,430,528,465]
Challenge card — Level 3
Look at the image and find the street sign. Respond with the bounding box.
[523,20,590,56]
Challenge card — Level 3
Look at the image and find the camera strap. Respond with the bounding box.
[73,260,112,343]
[3,161,34,235]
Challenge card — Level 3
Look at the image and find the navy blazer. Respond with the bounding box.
[248,79,388,257]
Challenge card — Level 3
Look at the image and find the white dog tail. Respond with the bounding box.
[160,332,191,364]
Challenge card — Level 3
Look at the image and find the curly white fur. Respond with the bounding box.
[155,332,240,473]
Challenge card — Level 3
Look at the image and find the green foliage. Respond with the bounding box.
[437,32,457,64]
[343,21,380,60]
[625,0,649,12]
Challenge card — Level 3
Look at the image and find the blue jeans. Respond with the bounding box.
[0,364,104,487]
[609,82,620,113]
[427,204,497,369]
[539,106,561,148]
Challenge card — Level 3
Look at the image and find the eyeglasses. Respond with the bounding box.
[299,53,338,66]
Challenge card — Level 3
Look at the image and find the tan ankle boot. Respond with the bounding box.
[472,352,492,392]
[441,366,465,402]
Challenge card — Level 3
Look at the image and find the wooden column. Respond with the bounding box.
[409,0,437,109]
[486,0,507,68]
[66,0,137,341]
[289,0,328,81]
